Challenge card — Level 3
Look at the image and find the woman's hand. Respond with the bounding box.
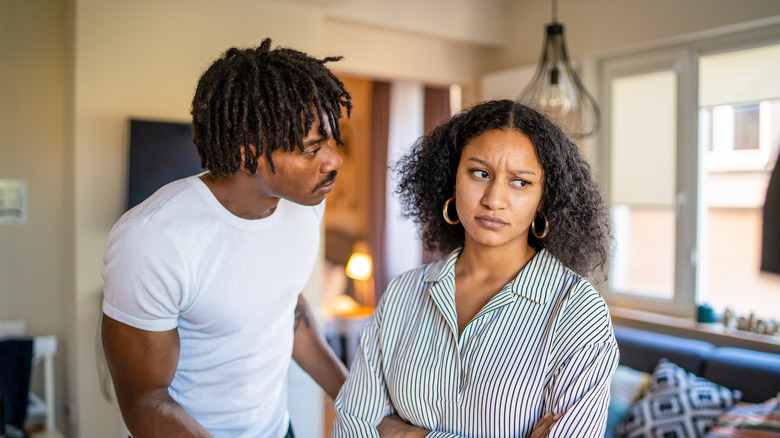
[376,411,560,438]
[529,412,563,438]
[377,414,430,438]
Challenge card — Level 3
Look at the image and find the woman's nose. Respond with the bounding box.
[482,181,508,209]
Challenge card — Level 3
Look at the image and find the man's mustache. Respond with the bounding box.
[313,171,338,192]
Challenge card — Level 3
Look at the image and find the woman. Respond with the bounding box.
[333,100,618,437]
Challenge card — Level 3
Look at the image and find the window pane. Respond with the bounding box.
[610,70,677,300]
[733,103,760,150]
[699,45,780,321]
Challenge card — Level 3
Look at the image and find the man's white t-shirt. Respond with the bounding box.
[102,175,324,437]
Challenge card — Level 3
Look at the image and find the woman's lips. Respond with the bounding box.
[475,215,508,229]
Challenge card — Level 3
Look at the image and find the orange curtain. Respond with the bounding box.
[421,86,451,265]
[368,81,391,301]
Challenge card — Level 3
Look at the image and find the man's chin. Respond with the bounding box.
[291,192,328,206]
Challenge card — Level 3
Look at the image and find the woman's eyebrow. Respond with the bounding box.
[466,157,538,176]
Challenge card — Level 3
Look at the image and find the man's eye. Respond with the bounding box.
[305,145,321,156]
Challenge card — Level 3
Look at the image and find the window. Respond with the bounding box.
[598,25,780,321]
[609,70,678,302]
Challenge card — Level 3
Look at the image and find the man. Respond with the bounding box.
[101,38,352,437]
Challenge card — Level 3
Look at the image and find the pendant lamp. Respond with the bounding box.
[517,0,600,139]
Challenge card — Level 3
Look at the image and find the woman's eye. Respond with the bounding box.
[470,169,490,179]
[512,179,529,188]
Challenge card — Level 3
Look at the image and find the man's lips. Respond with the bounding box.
[314,172,338,193]
[475,215,508,228]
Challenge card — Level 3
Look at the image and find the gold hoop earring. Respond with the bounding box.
[531,211,549,239]
[442,196,460,225]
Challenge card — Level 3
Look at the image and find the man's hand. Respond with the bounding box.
[377,414,429,438]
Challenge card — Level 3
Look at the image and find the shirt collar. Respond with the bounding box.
[424,247,573,306]
[424,248,461,284]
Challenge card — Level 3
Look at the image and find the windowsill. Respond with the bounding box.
[30,429,64,438]
[609,306,780,355]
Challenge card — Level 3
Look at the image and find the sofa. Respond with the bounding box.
[605,325,780,437]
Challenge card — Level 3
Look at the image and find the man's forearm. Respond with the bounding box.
[120,392,212,438]
[292,295,348,399]
[102,316,211,438]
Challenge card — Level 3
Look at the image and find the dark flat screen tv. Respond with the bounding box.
[126,119,204,211]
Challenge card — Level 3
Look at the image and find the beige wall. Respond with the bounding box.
[3,0,780,436]
[490,0,780,73]
[0,0,67,329]
[0,0,69,431]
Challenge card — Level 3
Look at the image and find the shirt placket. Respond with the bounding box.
[426,279,461,408]
[455,286,516,397]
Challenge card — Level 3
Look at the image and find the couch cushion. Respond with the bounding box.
[702,347,780,403]
[614,326,716,375]
[616,358,742,437]
[704,396,780,437]
[606,365,652,436]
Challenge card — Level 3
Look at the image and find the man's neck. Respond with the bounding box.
[200,172,279,220]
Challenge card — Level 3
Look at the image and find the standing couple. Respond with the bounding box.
[101,39,618,438]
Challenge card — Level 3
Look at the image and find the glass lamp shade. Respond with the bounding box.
[518,23,600,139]
[345,251,373,281]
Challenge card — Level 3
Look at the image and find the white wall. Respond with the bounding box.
[385,81,424,281]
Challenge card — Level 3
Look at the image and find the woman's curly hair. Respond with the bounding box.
[394,99,612,278]
[191,38,352,175]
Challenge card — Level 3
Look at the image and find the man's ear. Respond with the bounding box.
[239,144,259,172]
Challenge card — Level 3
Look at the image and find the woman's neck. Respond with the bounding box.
[455,240,536,286]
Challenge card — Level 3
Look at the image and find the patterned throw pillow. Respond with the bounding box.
[616,358,742,438]
[607,365,653,435]
[704,396,780,437]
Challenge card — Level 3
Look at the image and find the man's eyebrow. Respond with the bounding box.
[303,136,326,146]
[466,157,538,176]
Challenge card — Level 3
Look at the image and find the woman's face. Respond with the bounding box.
[455,129,544,251]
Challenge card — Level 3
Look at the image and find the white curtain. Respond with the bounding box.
[384,81,424,281]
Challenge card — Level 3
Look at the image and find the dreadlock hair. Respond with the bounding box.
[191,38,352,176]
[394,99,612,279]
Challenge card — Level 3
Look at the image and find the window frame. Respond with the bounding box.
[592,20,780,319]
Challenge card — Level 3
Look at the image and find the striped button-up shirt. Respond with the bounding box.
[333,248,619,437]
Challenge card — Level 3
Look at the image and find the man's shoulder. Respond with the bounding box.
[108,177,207,243]
[122,177,200,221]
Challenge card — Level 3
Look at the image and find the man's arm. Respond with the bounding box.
[101,314,211,437]
[291,294,348,399]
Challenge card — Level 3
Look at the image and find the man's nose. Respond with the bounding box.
[320,142,342,173]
